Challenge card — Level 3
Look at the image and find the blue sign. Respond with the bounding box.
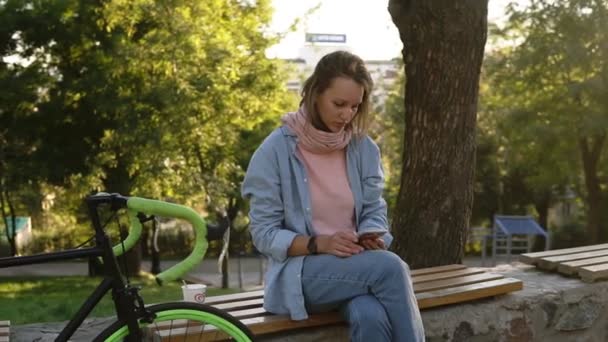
[305,33,347,43]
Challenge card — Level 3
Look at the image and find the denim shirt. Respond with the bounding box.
[241,126,393,320]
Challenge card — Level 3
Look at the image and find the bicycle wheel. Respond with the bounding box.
[95,301,255,342]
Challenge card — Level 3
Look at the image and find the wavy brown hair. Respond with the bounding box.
[300,50,374,137]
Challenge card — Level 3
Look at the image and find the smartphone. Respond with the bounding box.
[357,229,387,240]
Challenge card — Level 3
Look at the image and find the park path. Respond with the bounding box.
[0,255,266,289]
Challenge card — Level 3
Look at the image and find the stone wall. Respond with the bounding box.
[12,263,608,341]
[259,263,608,342]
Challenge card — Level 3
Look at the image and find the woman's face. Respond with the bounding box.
[315,77,364,133]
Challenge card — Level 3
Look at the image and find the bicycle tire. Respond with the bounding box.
[94,301,256,342]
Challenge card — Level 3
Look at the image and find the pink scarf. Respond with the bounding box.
[281,107,352,154]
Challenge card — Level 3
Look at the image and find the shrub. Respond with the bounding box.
[549,221,587,249]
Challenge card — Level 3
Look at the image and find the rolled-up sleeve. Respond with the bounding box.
[359,139,393,247]
[242,145,297,263]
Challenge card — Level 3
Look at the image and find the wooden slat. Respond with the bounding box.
[521,243,608,282]
[412,267,485,284]
[413,273,504,293]
[557,256,608,275]
[0,320,9,342]
[579,264,608,283]
[227,307,270,320]
[416,278,523,309]
[204,290,263,305]
[520,243,608,264]
[213,298,264,311]
[410,264,467,276]
[241,311,345,335]
[538,249,608,270]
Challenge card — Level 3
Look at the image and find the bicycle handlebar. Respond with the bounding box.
[106,195,208,285]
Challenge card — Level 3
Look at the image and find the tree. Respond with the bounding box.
[377,64,406,215]
[0,0,295,270]
[98,0,296,276]
[388,0,489,268]
[478,51,578,239]
[0,46,51,256]
[486,0,608,243]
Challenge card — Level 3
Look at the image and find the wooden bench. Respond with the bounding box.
[520,243,608,282]
[153,264,522,340]
[0,320,9,342]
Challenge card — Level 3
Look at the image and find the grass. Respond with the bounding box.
[0,276,238,325]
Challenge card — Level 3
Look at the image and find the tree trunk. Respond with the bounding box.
[224,196,243,289]
[218,210,232,289]
[388,0,488,268]
[533,190,551,252]
[0,189,17,256]
[0,188,17,256]
[579,133,605,244]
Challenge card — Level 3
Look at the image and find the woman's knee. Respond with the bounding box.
[342,295,391,334]
[368,250,411,278]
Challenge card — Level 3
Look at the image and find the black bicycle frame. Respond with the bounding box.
[0,194,143,341]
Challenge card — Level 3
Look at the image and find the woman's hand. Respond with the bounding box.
[317,232,364,257]
[358,234,386,250]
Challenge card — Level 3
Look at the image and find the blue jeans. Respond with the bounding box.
[302,250,425,342]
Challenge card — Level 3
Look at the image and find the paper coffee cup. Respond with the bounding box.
[182,284,207,303]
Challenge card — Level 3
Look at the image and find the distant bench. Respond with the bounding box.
[520,243,608,282]
[0,320,9,342]
[159,264,522,340]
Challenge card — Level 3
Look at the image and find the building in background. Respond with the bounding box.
[282,33,400,108]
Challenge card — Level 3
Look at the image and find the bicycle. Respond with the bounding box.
[0,192,255,341]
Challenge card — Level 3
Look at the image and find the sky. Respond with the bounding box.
[266,0,521,61]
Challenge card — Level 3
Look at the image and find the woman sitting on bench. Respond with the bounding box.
[242,50,424,342]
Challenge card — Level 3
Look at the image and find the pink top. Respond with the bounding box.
[297,146,356,236]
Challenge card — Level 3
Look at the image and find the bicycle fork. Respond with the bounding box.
[112,285,157,341]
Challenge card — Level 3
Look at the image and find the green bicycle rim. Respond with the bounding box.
[104,308,252,342]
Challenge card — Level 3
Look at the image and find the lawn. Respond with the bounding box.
[0,276,238,324]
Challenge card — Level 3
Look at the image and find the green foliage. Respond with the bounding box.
[550,221,589,249]
[463,226,491,256]
[478,0,608,239]
[464,240,484,256]
[471,127,501,225]
[0,0,297,251]
[376,63,405,215]
[21,221,89,255]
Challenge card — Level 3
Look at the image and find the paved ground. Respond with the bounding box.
[0,255,267,289]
